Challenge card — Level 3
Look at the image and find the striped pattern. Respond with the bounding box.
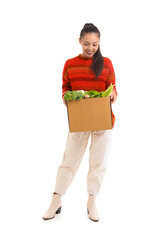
[62,54,117,127]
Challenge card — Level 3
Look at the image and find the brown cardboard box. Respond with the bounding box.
[67,97,112,132]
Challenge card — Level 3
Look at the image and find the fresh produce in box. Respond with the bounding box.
[64,83,115,101]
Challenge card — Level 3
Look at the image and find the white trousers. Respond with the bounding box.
[55,129,113,196]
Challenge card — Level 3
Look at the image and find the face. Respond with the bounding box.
[79,33,100,58]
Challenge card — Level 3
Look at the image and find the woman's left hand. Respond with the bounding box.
[110,88,117,104]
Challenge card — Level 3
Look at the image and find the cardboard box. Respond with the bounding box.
[67,97,113,132]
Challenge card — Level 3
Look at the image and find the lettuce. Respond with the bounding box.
[64,84,114,101]
[64,90,85,101]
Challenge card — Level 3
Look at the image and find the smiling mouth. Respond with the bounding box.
[86,50,94,55]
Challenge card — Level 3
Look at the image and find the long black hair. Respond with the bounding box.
[80,23,104,78]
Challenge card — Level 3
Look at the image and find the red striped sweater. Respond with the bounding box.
[62,54,117,127]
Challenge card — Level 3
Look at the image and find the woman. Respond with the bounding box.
[43,23,117,222]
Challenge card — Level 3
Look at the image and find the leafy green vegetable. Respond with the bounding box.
[63,84,115,101]
[63,91,73,100]
[87,90,101,98]
[64,90,86,101]
[102,84,115,97]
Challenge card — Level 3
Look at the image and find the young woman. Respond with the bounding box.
[43,23,117,222]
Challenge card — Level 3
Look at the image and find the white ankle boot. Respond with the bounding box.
[87,194,99,222]
[43,193,62,220]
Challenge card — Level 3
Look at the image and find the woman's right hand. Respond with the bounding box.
[63,96,67,107]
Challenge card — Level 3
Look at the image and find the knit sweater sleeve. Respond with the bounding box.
[62,60,72,98]
[106,58,117,96]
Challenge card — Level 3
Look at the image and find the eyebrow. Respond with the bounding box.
[84,41,98,44]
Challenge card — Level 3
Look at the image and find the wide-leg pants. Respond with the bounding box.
[55,129,113,196]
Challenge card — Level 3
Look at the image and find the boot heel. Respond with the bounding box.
[56,206,62,214]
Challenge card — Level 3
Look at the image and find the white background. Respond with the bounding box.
[0,0,160,239]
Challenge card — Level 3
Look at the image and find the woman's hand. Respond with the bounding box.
[110,88,117,104]
[63,96,67,107]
